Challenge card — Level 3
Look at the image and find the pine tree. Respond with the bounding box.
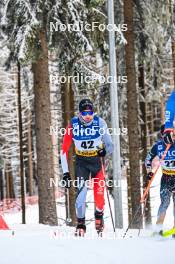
[0,0,59,225]
[124,0,142,228]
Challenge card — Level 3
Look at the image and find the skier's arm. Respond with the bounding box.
[165,91,175,129]
[99,118,113,154]
[60,124,73,173]
[145,143,158,170]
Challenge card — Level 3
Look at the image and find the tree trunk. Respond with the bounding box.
[160,94,165,123]
[61,75,76,226]
[27,110,33,196]
[172,41,175,85]
[5,165,10,199]
[124,0,143,228]
[17,62,26,224]
[32,29,57,225]
[138,63,151,225]
[150,103,154,146]
[0,169,4,200]
[170,0,175,85]
[5,162,15,199]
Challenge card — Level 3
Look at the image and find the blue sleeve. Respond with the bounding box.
[165,91,175,129]
[145,143,158,168]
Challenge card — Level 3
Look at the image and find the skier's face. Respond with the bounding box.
[80,110,94,123]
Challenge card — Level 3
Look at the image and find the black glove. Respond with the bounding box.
[63,172,71,188]
[163,130,174,145]
[146,172,154,181]
[97,148,106,157]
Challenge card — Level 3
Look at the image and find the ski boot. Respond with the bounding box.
[151,224,163,237]
[75,218,86,237]
[172,225,175,239]
[95,210,104,236]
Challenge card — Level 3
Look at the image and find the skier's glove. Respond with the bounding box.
[145,160,152,170]
[97,148,106,157]
[63,172,71,188]
[146,172,154,181]
[163,129,174,145]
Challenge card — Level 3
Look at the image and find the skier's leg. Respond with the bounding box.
[156,175,171,226]
[172,192,175,227]
[74,177,88,235]
[171,176,175,227]
[75,178,88,219]
[93,169,105,231]
[75,156,89,234]
[93,169,105,212]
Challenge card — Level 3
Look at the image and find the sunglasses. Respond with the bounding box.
[81,111,94,116]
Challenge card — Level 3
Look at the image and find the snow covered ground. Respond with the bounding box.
[1,173,175,264]
[0,224,174,264]
[0,216,174,264]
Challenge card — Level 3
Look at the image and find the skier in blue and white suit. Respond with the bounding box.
[145,125,175,231]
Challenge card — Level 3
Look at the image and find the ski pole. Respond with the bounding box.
[100,157,115,233]
[123,204,142,238]
[123,197,148,238]
[66,188,72,224]
[140,143,171,203]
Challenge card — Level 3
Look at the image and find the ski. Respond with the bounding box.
[150,227,175,239]
[160,227,175,238]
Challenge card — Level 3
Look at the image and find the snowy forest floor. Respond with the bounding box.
[1,170,175,264]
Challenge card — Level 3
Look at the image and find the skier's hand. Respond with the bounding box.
[145,160,152,170]
[63,172,71,188]
[146,172,154,181]
[97,148,106,157]
[163,129,174,145]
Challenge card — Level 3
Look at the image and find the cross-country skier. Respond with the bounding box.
[163,91,175,145]
[60,99,113,236]
[145,124,175,233]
